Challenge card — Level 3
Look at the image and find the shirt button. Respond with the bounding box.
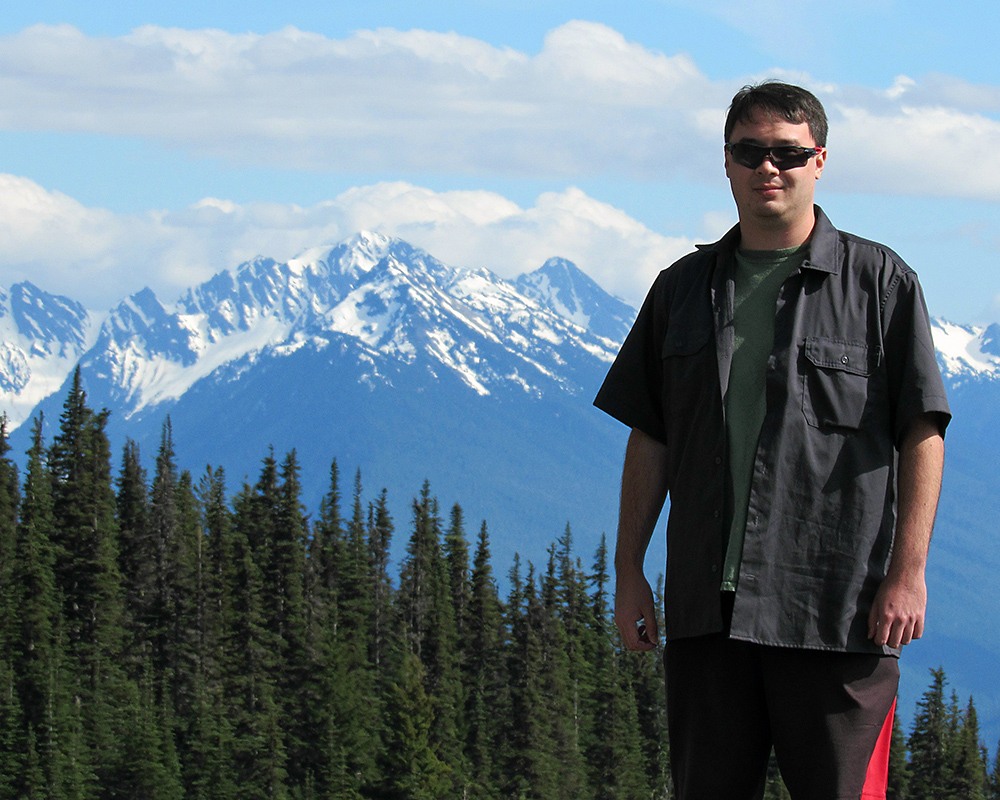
[714,456,722,465]
[841,355,850,364]
[713,510,721,519]
[711,564,718,573]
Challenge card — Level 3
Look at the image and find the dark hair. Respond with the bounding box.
[725,81,828,146]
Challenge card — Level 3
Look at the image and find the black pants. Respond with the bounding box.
[664,632,899,800]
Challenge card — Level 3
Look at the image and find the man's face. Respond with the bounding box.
[725,112,826,236]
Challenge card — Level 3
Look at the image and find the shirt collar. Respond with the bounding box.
[696,205,841,275]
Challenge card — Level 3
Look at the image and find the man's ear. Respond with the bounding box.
[814,147,827,179]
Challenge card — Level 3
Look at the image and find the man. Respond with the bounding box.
[594,81,950,799]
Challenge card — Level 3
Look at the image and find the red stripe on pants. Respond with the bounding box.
[861,697,896,799]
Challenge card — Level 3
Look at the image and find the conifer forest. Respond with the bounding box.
[1,373,998,800]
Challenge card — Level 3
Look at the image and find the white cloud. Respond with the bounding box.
[827,104,1000,201]
[2,22,999,200]
[0,21,723,179]
[0,175,689,311]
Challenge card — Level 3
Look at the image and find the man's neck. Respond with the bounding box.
[737,209,816,251]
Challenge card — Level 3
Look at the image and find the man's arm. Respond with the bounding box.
[868,413,945,648]
[614,427,670,652]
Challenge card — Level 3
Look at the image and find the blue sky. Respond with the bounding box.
[2,0,1000,325]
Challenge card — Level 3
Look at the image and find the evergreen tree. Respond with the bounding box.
[444,504,472,654]
[986,738,1000,800]
[115,439,154,660]
[504,554,542,797]
[909,667,949,800]
[584,535,648,800]
[48,371,135,797]
[193,465,238,800]
[947,697,988,800]
[272,451,311,788]
[171,469,207,792]
[464,522,506,799]
[396,483,463,796]
[0,417,25,796]
[505,560,580,799]
[323,470,380,796]
[368,488,395,677]
[888,707,911,800]
[380,653,451,800]
[226,482,288,800]
[11,416,69,799]
[536,547,591,800]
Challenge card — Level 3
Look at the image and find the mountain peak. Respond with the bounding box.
[515,257,635,343]
[931,318,1000,382]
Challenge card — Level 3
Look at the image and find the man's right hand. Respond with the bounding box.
[615,569,658,651]
[613,427,669,652]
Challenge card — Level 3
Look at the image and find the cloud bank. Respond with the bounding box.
[3,21,999,198]
[0,175,693,310]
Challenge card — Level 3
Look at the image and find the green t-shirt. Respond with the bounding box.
[721,244,807,591]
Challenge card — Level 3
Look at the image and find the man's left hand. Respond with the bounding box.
[867,571,927,648]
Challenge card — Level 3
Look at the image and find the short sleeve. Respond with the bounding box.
[593,276,669,444]
[881,270,952,444]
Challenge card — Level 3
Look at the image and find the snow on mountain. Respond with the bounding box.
[27,232,622,426]
[4,242,998,438]
[0,282,99,429]
[932,318,1000,384]
[515,257,636,344]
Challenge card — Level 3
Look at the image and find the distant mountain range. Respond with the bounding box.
[2,232,999,743]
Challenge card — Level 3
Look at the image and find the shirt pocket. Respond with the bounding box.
[660,319,715,419]
[801,337,877,429]
[661,321,711,358]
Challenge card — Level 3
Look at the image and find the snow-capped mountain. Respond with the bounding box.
[20,232,627,430]
[514,256,636,344]
[0,282,99,429]
[931,318,1000,383]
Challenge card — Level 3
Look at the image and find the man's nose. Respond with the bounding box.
[756,154,781,174]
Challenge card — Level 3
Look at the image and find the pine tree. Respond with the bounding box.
[171,468,208,792]
[226,481,288,800]
[396,483,462,796]
[887,707,911,800]
[908,667,949,800]
[368,488,395,677]
[986,738,1000,800]
[193,465,238,800]
[272,451,312,788]
[536,546,591,800]
[115,439,154,661]
[48,371,134,797]
[444,504,471,655]
[464,521,506,799]
[946,697,988,800]
[380,653,451,800]
[0,416,25,796]
[309,459,343,633]
[11,416,69,799]
[505,560,568,799]
[584,534,648,800]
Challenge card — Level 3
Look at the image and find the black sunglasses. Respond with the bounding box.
[725,142,823,170]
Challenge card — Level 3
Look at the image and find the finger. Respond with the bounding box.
[642,613,659,646]
[873,616,892,647]
[615,616,638,649]
[616,613,645,650]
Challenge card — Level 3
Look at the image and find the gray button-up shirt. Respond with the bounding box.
[595,207,951,654]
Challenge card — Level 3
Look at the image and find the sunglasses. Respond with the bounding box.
[725,142,823,170]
